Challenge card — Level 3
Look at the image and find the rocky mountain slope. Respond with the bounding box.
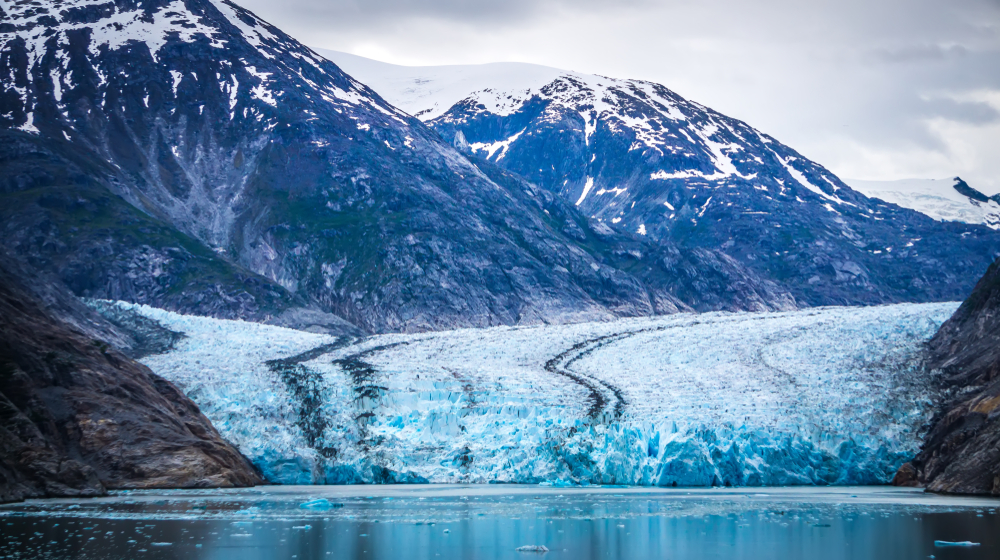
[895,257,1000,495]
[0,251,262,503]
[323,51,1000,307]
[1,0,797,333]
[846,177,1000,230]
[0,128,306,321]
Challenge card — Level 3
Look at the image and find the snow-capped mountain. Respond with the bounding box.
[847,177,1000,230]
[319,50,1000,307]
[320,49,876,212]
[1,0,800,332]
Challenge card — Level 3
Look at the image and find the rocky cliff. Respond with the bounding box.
[895,257,1000,495]
[0,253,262,503]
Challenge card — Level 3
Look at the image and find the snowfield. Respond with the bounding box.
[846,177,1000,229]
[128,302,958,487]
[315,49,566,122]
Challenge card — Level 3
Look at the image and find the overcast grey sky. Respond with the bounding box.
[238,0,1000,192]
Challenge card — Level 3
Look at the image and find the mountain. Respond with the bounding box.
[0,0,798,334]
[846,177,1000,230]
[321,50,1000,307]
[0,250,261,503]
[894,256,1000,495]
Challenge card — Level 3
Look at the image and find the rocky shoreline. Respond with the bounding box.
[895,257,1000,495]
[0,254,262,503]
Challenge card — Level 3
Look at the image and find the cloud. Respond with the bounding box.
[922,97,1000,124]
[867,44,970,63]
[240,0,650,27]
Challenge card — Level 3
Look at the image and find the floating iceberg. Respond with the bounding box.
[300,499,343,510]
[934,541,980,547]
[124,301,957,487]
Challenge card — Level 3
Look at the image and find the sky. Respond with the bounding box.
[236,0,1000,192]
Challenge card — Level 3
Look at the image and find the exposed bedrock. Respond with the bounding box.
[0,253,262,503]
[895,257,1000,495]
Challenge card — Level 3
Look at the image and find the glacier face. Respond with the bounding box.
[129,302,958,487]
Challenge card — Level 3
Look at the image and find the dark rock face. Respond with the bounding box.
[0,128,306,323]
[952,178,991,204]
[470,156,796,314]
[0,253,262,503]
[899,258,1000,495]
[429,73,1000,307]
[0,0,797,333]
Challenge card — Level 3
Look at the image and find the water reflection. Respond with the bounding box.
[0,486,997,559]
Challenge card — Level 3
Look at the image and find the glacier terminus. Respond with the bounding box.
[118,301,959,488]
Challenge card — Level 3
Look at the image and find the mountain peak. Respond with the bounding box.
[316,50,859,214]
[2,0,409,138]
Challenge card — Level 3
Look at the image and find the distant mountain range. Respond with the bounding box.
[846,177,1000,230]
[1,1,997,336]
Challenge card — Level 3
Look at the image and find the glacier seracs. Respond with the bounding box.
[127,302,958,487]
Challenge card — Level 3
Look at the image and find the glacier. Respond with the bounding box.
[125,302,958,487]
[846,177,1000,230]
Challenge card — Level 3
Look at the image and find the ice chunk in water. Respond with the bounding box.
[300,499,343,511]
[934,541,980,547]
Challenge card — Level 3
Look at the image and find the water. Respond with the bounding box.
[1,486,997,559]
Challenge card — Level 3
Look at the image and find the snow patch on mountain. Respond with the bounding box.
[846,178,1000,229]
[9,0,224,71]
[126,300,956,487]
[576,177,595,206]
[210,0,279,54]
[468,128,525,161]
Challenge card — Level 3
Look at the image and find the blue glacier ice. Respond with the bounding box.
[125,301,958,487]
[300,499,343,510]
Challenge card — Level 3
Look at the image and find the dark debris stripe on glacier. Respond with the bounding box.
[266,337,356,458]
[548,320,732,422]
[332,341,412,451]
[544,338,621,422]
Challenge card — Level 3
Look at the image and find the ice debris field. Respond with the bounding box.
[127,302,958,487]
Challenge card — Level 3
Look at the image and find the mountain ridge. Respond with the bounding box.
[319,49,1000,308]
[2,0,797,334]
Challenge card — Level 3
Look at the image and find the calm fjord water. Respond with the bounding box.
[1,486,997,560]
